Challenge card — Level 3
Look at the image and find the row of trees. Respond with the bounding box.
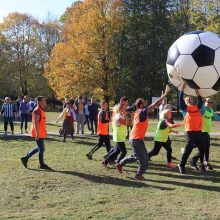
[1,0,220,104]
[45,0,220,103]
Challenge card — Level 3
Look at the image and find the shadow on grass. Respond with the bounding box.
[28,168,173,191]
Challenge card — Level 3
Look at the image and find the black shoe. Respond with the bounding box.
[86,153,93,160]
[199,164,206,172]
[40,164,52,170]
[63,139,66,142]
[205,163,213,170]
[178,164,185,174]
[21,157,28,168]
[82,131,84,134]
[171,156,177,160]
[190,160,199,170]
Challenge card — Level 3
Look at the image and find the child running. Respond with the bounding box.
[86,101,111,160]
[115,85,170,181]
[190,98,220,170]
[148,109,183,168]
[102,103,133,166]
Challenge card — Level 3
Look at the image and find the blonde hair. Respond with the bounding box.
[160,109,171,120]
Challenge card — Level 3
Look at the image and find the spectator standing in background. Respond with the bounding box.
[76,98,86,134]
[84,100,91,131]
[88,98,99,135]
[19,96,29,134]
[16,96,22,121]
[1,97,16,135]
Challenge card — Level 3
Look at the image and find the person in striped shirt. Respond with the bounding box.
[1,97,16,135]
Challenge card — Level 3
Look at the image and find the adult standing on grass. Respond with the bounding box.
[178,83,205,174]
[84,100,91,131]
[88,98,99,135]
[20,96,51,170]
[57,101,76,142]
[115,85,170,181]
[190,98,220,171]
[1,97,16,136]
[19,95,29,134]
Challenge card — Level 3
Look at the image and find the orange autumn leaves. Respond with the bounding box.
[45,0,124,99]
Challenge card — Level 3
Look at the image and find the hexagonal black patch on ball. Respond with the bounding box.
[185,30,205,35]
[182,78,200,89]
[167,45,180,66]
[213,78,220,91]
[192,45,215,67]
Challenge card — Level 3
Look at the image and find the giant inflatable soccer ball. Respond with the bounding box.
[166,30,220,97]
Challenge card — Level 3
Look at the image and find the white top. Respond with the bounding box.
[84,105,90,116]
[64,109,76,121]
[115,113,123,127]
[158,104,166,115]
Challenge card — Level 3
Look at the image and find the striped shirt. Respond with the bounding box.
[1,103,15,118]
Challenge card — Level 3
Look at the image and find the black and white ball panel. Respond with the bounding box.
[167,30,220,97]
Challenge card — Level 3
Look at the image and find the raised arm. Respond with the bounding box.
[147,85,170,112]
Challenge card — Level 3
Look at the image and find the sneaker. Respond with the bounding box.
[86,153,93,160]
[91,132,94,135]
[135,174,146,181]
[63,139,66,142]
[167,162,176,169]
[171,156,177,160]
[199,164,206,172]
[82,131,84,134]
[101,160,108,167]
[20,157,28,168]
[103,153,108,159]
[40,164,52,170]
[190,160,199,171]
[205,163,213,171]
[21,130,24,134]
[109,161,116,165]
[25,130,28,133]
[115,163,123,173]
[177,164,185,174]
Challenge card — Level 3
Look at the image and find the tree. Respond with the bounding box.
[0,12,61,97]
[45,0,124,101]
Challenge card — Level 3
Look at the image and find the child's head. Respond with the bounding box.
[101,101,108,110]
[160,109,172,120]
[184,96,193,105]
[135,98,146,109]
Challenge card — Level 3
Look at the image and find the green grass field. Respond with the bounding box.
[0,112,220,219]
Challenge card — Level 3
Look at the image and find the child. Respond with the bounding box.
[102,103,133,166]
[148,109,183,168]
[86,101,111,160]
[57,101,76,142]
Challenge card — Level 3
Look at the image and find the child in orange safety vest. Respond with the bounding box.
[86,101,111,160]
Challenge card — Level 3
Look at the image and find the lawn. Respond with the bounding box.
[0,123,220,219]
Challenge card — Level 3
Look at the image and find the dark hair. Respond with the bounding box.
[135,98,144,109]
[120,96,128,104]
[37,96,45,102]
[101,101,107,105]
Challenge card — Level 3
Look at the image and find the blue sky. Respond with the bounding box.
[0,0,76,22]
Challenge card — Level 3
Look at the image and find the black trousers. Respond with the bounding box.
[148,139,172,162]
[106,142,127,163]
[180,131,205,167]
[88,135,111,155]
[4,117,14,132]
[89,116,97,133]
[20,113,28,130]
[85,115,91,130]
[192,132,210,163]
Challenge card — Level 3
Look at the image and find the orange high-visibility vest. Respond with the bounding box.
[97,110,109,135]
[184,105,202,132]
[130,109,149,140]
[31,107,47,138]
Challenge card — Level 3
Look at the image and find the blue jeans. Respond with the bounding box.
[25,138,45,165]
